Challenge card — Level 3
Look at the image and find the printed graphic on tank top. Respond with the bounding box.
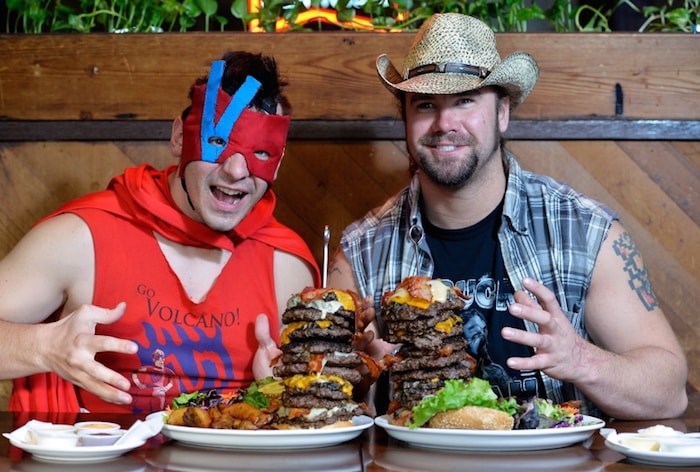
[423,200,545,401]
[73,208,280,414]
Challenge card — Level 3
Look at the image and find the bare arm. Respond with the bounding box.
[252,249,316,380]
[328,249,396,361]
[503,221,687,419]
[0,215,87,325]
[0,214,137,404]
[273,249,316,318]
[327,248,360,293]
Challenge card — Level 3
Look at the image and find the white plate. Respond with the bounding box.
[145,442,370,472]
[373,443,599,472]
[155,414,373,450]
[5,436,146,463]
[604,436,700,467]
[374,414,605,451]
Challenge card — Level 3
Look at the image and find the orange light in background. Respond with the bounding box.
[246,1,377,32]
[395,10,409,22]
[247,0,262,31]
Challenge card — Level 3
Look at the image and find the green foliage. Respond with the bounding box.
[639,0,699,31]
[346,0,547,33]
[4,0,697,33]
[547,0,578,31]
[4,0,230,33]
[570,0,697,31]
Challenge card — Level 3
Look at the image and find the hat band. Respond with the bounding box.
[406,62,490,80]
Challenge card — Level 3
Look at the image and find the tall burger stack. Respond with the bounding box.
[381,276,476,421]
[273,287,366,428]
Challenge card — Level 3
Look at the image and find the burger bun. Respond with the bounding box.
[273,419,354,430]
[427,406,514,430]
[321,419,354,429]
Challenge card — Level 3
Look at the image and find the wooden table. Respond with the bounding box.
[0,410,698,471]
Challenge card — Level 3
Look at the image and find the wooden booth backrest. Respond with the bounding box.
[0,32,698,411]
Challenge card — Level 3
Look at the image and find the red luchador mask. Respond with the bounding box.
[180,60,290,184]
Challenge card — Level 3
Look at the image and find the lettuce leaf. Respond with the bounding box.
[244,377,284,409]
[408,378,520,429]
[171,390,219,409]
[534,398,581,427]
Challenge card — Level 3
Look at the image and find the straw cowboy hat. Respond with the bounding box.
[376,13,539,109]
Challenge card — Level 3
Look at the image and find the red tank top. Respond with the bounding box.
[74,208,279,413]
[10,165,320,414]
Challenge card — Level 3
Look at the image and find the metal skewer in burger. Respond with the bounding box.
[273,287,372,428]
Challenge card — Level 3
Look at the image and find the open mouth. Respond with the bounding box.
[211,185,247,207]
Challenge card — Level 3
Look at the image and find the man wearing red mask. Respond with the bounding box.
[0,51,320,414]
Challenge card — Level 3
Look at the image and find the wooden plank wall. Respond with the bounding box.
[0,32,698,411]
[1,32,699,121]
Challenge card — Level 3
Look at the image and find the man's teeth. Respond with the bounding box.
[216,187,243,197]
[436,145,457,151]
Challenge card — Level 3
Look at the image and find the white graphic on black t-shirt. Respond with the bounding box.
[450,275,540,400]
[462,307,511,396]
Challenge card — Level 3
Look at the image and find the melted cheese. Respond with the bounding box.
[427,280,448,303]
[279,320,333,345]
[305,300,343,319]
[306,403,357,420]
[279,321,307,346]
[387,280,449,308]
[277,402,357,421]
[388,288,431,309]
[315,319,331,329]
[434,314,461,334]
[332,290,355,311]
[286,290,355,317]
[283,374,353,397]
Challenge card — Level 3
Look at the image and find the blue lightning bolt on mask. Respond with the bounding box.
[180,60,291,183]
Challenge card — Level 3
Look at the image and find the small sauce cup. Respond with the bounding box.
[74,421,121,433]
[77,428,126,447]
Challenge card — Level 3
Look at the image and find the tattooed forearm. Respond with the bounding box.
[611,232,658,311]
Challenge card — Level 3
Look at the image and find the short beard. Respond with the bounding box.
[412,121,502,189]
[412,132,480,188]
[416,148,478,188]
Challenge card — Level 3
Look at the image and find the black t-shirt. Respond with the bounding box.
[423,200,544,401]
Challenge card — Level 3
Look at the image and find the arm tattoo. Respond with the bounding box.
[611,232,658,311]
[328,264,343,277]
[328,247,349,278]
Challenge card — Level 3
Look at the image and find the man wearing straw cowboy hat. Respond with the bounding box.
[329,13,687,420]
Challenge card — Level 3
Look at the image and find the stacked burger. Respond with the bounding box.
[381,276,477,423]
[273,287,366,428]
